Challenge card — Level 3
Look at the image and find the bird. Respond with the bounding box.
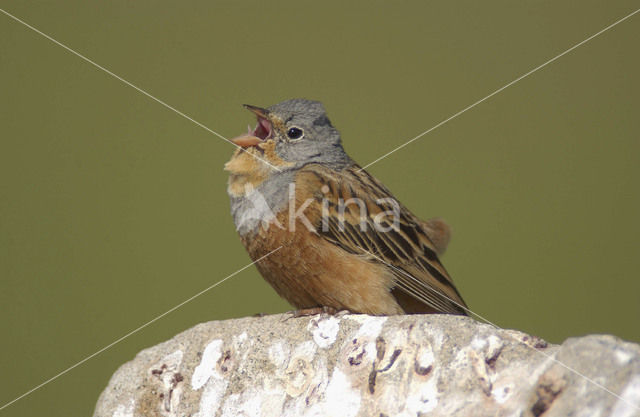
[224,99,467,316]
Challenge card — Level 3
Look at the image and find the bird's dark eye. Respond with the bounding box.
[287,127,304,140]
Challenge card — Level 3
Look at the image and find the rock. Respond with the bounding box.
[93,314,640,417]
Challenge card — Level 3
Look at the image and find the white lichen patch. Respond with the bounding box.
[491,383,513,404]
[317,368,361,417]
[344,316,388,364]
[152,350,183,375]
[405,376,439,414]
[349,315,387,338]
[192,340,229,417]
[471,334,503,359]
[220,390,262,417]
[196,378,229,417]
[610,375,640,417]
[112,399,135,417]
[258,388,289,416]
[233,331,249,351]
[234,332,248,343]
[471,336,488,350]
[292,340,318,360]
[615,349,633,365]
[192,340,223,390]
[232,331,253,363]
[268,340,290,370]
[415,345,434,374]
[307,316,341,348]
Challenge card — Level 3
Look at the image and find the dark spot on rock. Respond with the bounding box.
[306,383,320,405]
[151,364,167,376]
[164,393,172,411]
[348,348,366,366]
[158,393,164,399]
[379,349,402,373]
[485,346,504,370]
[376,337,386,361]
[158,371,186,412]
[368,368,377,394]
[380,413,389,417]
[479,376,493,397]
[531,378,564,416]
[414,363,432,376]
[352,338,357,344]
[219,350,232,372]
[534,340,548,349]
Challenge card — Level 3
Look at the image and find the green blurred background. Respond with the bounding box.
[1,1,638,415]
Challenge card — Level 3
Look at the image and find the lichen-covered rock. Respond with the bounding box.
[93,314,640,417]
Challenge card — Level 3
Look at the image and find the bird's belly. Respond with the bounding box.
[241,215,403,315]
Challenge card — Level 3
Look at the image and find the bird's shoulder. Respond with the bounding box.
[294,162,440,260]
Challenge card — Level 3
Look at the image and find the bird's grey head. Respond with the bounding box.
[241,99,351,170]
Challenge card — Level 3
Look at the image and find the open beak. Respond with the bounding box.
[243,104,269,119]
[229,104,273,148]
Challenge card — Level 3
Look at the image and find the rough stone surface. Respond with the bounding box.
[93,314,640,417]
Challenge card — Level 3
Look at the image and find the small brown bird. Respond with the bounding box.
[225,99,467,315]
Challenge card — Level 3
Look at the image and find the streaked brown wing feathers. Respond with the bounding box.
[297,163,468,315]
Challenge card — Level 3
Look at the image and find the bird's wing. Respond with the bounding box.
[295,163,468,315]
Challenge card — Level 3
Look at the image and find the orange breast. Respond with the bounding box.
[241,208,403,315]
